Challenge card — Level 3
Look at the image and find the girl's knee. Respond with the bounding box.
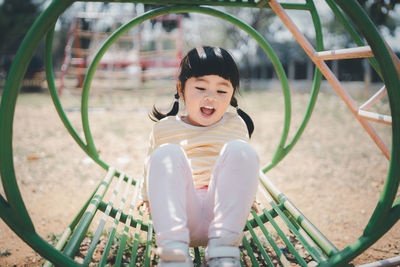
[222,140,259,165]
[150,143,185,163]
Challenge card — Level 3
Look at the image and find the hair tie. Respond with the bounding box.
[235,106,240,111]
[173,92,180,102]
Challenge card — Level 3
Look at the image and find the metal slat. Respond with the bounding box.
[129,215,143,266]
[144,215,154,266]
[358,110,392,125]
[245,219,275,266]
[260,173,338,257]
[194,247,202,267]
[97,174,134,266]
[268,0,390,159]
[260,186,327,262]
[246,209,291,266]
[242,236,260,267]
[251,209,308,266]
[63,167,116,258]
[114,176,140,266]
[83,172,125,265]
[359,86,387,111]
[313,46,373,60]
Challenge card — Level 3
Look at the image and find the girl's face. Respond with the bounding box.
[179,75,234,127]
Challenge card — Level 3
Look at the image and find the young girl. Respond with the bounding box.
[139,46,259,267]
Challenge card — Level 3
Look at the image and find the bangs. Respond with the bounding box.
[179,46,240,89]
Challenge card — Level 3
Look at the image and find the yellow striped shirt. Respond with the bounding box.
[141,112,248,200]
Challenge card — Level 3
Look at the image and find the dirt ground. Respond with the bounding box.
[0,80,398,266]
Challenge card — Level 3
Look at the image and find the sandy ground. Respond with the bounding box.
[0,80,398,266]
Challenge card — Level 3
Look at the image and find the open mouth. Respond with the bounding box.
[200,106,215,116]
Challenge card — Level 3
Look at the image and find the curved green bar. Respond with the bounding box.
[45,26,109,170]
[80,4,292,170]
[0,1,398,266]
[263,0,324,172]
[320,0,400,265]
[0,0,82,265]
[45,28,90,157]
[325,0,382,79]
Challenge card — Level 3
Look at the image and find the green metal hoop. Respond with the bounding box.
[0,1,398,266]
[78,5,293,168]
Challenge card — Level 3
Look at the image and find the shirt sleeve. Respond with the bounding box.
[139,129,155,201]
[236,113,250,140]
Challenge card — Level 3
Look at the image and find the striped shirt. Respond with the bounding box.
[141,112,248,200]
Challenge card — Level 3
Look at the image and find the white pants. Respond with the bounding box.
[146,140,259,247]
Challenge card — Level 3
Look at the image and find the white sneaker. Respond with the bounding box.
[205,238,241,267]
[154,241,193,267]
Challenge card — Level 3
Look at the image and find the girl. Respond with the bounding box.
[139,46,259,267]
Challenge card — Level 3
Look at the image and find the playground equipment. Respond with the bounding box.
[0,0,399,266]
[59,8,183,93]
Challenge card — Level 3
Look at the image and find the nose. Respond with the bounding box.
[204,91,217,101]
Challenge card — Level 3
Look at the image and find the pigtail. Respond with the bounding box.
[149,92,180,122]
[231,96,254,138]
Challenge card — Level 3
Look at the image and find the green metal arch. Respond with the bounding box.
[0,1,398,266]
[321,0,400,265]
[77,4,326,176]
[0,1,79,265]
[78,5,294,168]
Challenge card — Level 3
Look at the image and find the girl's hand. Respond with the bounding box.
[252,200,260,213]
[137,200,151,215]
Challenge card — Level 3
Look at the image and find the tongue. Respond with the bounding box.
[201,107,214,115]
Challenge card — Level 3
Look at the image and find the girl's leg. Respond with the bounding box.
[206,140,259,243]
[146,143,203,246]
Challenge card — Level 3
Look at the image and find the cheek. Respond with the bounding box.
[224,93,234,106]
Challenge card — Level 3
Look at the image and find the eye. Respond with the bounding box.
[195,87,205,91]
[217,90,228,94]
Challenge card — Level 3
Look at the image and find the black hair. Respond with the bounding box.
[150,46,254,137]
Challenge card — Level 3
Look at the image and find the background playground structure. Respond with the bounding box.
[0,0,399,266]
[59,11,183,93]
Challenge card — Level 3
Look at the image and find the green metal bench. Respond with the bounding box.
[1,0,399,266]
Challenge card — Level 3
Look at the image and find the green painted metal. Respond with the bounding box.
[129,214,143,265]
[113,175,136,266]
[98,200,149,231]
[263,0,323,172]
[78,0,310,10]
[63,167,116,258]
[245,216,275,265]
[268,201,327,262]
[82,172,125,265]
[44,27,92,160]
[260,173,339,258]
[242,236,260,266]
[254,208,308,266]
[0,0,71,233]
[325,0,382,78]
[0,0,398,266]
[321,0,400,265]
[0,0,81,266]
[194,247,202,266]
[81,5,292,172]
[144,215,154,266]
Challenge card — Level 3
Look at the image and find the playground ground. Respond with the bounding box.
[0,80,398,266]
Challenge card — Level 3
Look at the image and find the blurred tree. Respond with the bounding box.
[144,4,189,32]
[0,0,45,75]
[219,7,276,82]
[357,0,400,36]
[0,0,43,56]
